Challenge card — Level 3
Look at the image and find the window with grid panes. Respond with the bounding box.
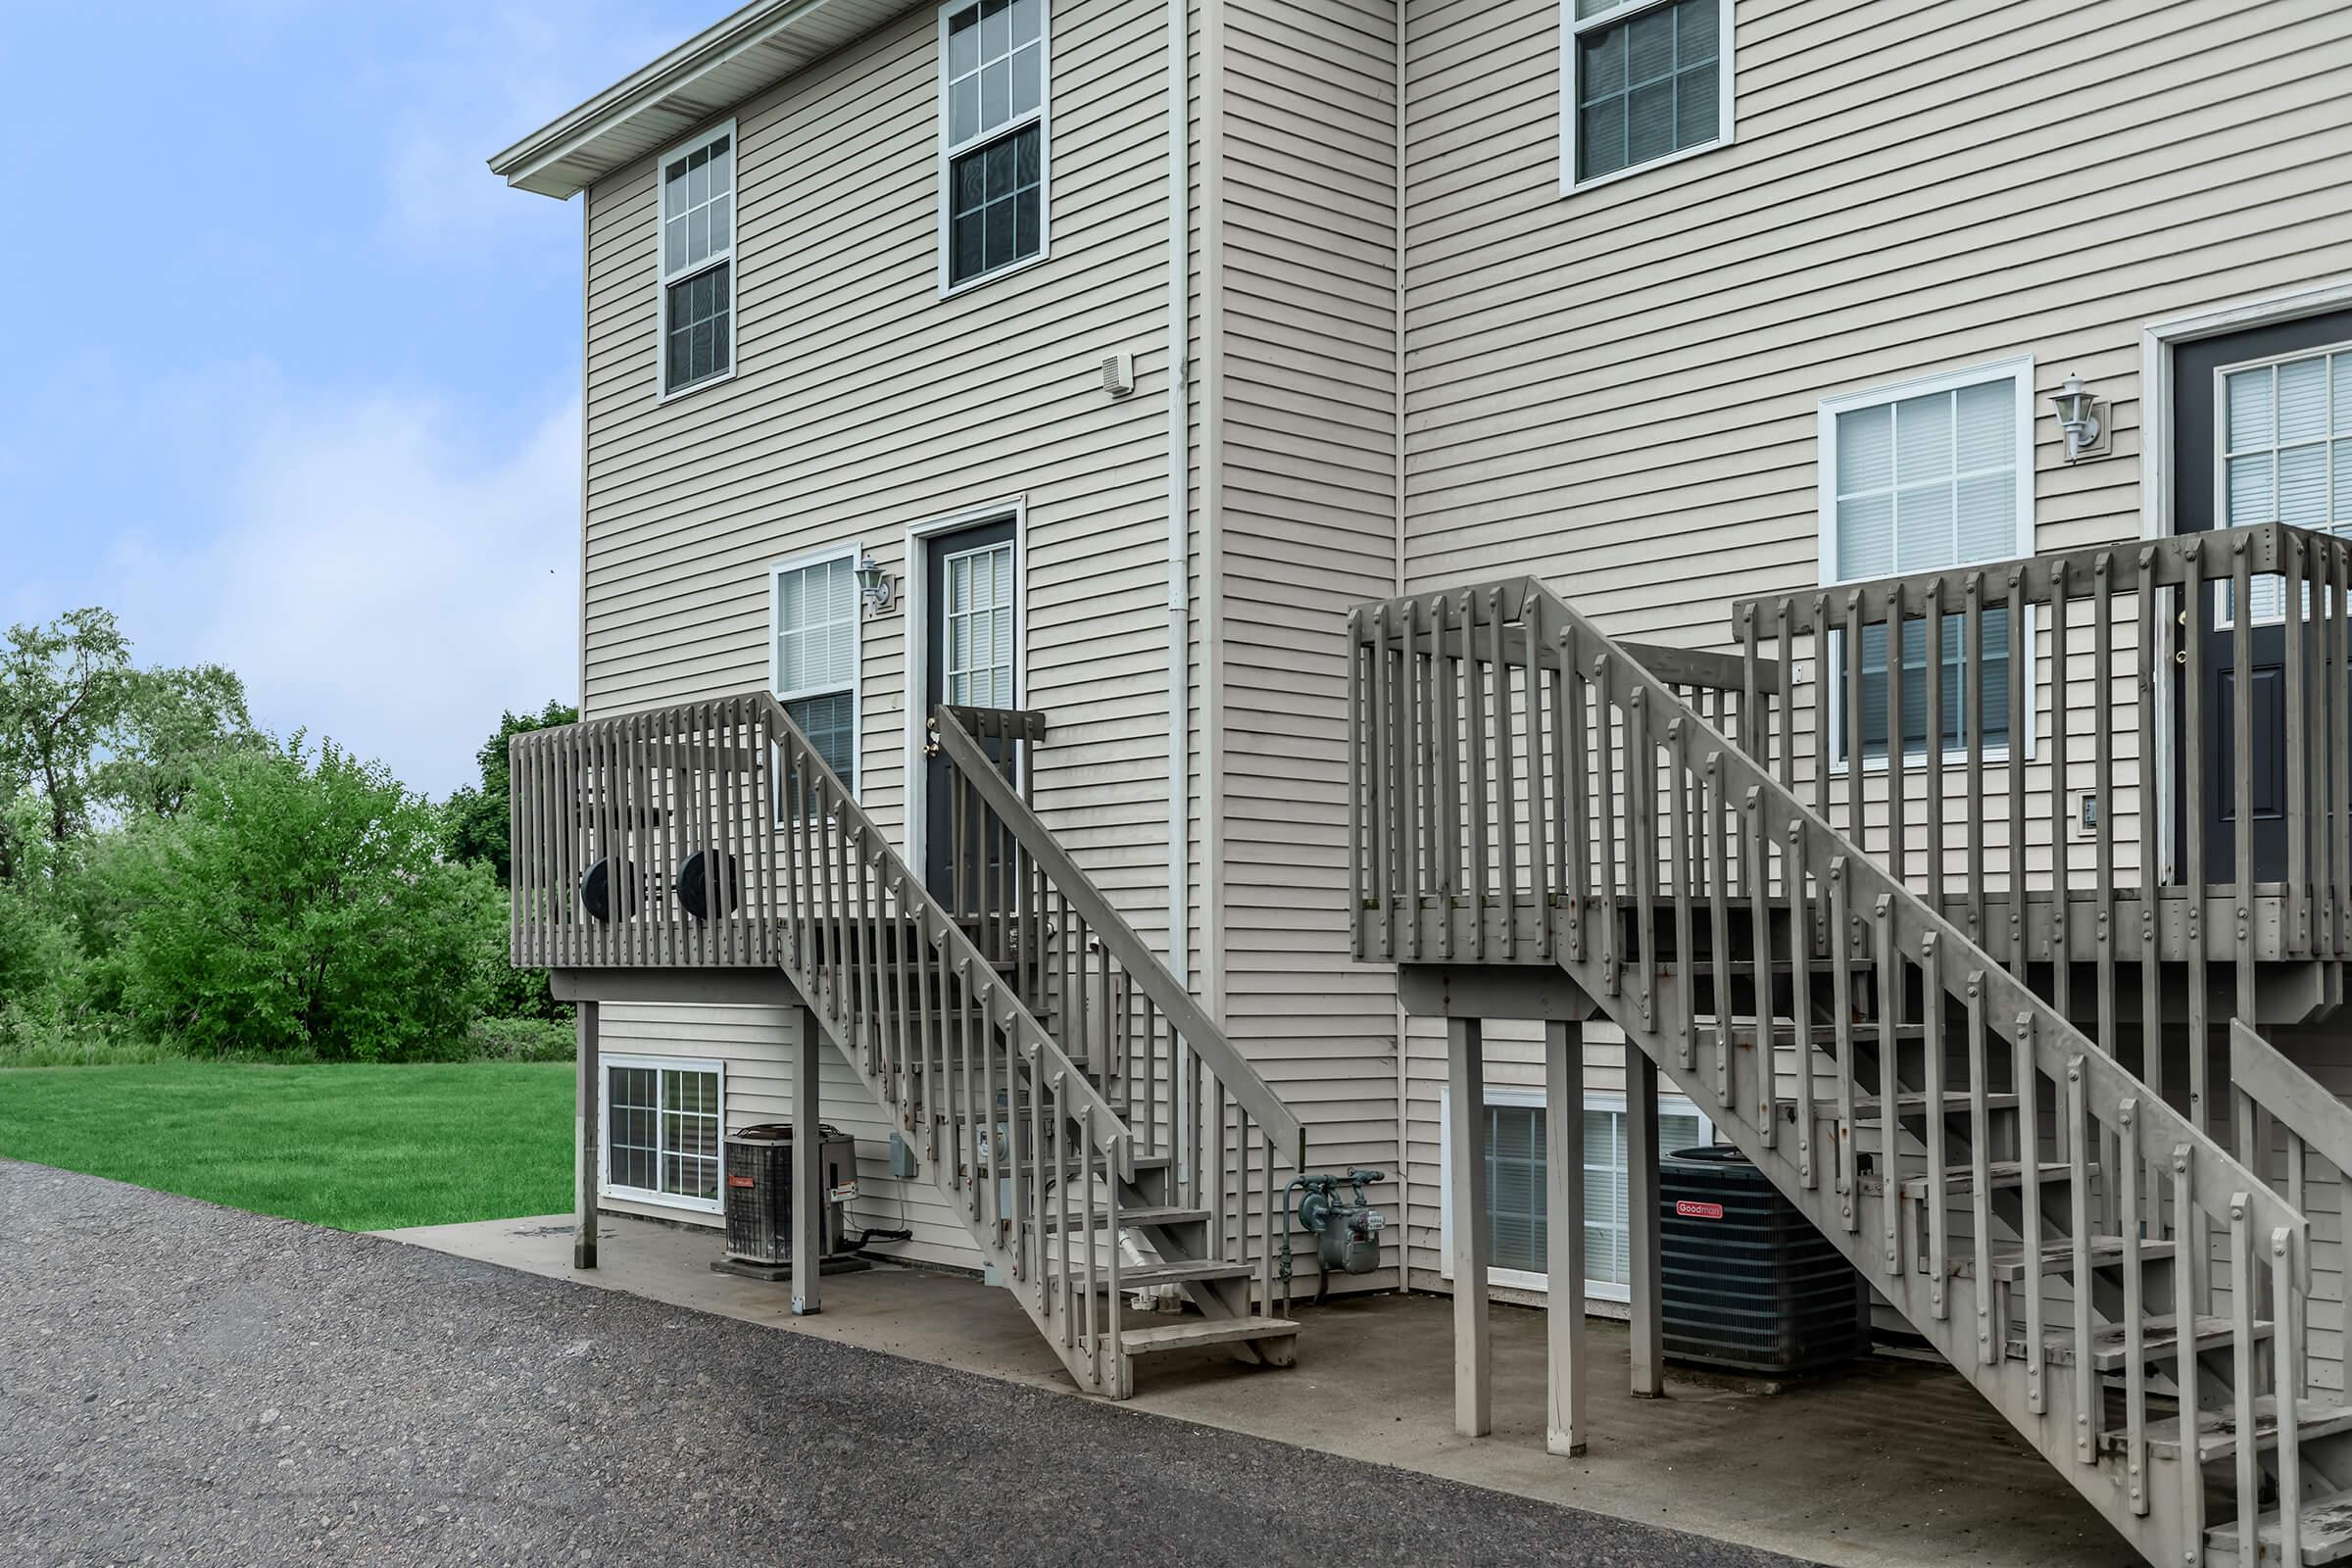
[773,554,858,788]
[2219,345,2352,622]
[942,0,1046,286]
[604,1062,721,1211]
[1567,0,1728,186]
[658,124,736,394]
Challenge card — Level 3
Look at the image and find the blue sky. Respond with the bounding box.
[0,2,713,795]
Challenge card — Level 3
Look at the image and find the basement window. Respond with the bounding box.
[604,1058,723,1214]
[658,122,737,398]
[1441,1086,1709,1299]
[940,0,1048,290]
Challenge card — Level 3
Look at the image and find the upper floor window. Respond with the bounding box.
[2220,344,2352,621]
[1820,359,2035,764]
[659,122,737,397]
[1562,0,1732,192]
[772,550,859,788]
[941,0,1048,290]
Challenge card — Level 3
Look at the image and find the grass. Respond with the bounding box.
[0,1059,573,1231]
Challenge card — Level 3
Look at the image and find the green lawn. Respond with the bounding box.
[0,1060,572,1231]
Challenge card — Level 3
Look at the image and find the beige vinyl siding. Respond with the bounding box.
[578,2,1195,1262]
[1212,0,1405,1284]
[1391,0,2352,1282]
[599,1004,979,1269]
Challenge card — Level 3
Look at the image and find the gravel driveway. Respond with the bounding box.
[0,1160,1810,1567]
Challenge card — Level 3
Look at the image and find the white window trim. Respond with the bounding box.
[1556,0,1736,198]
[1437,1082,1711,1299]
[1817,355,2039,774]
[600,1054,726,1216]
[769,542,863,796]
[2209,337,2352,630]
[934,0,1053,298]
[655,119,740,403]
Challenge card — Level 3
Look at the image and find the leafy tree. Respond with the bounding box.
[443,699,577,885]
[0,608,257,880]
[114,736,495,1060]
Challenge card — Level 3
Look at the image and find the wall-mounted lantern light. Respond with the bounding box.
[856,555,896,614]
[2053,375,2103,463]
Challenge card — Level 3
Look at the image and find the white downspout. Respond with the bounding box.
[1165,0,1191,988]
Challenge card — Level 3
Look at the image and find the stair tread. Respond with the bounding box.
[1038,1204,1209,1234]
[1119,1316,1301,1355]
[2123,1396,2352,1463]
[2006,1313,2271,1372]
[2208,1491,2352,1563]
[1889,1159,2095,1200]
[1101,1258,1255,1289]
[1957,1236,2178,1282]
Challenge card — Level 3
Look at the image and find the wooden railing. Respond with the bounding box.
[1349,578,2316,1562]
[510,695,1144,1393]
[1730,522,2352,1131]
[931,705,1304,1307]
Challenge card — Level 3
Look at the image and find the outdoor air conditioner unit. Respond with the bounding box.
[715,1123,866,1279]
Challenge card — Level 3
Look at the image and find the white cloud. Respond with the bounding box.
[115,392,579,798]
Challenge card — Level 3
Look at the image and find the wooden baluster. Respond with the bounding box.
[1744,789,1774,1150]
[1565,627,1589,965]
[1967,973,1995,1365]
[1526,607,1552,961]
[2016,1012,2044,1414]
[2232,538,2257,1029]
[1926,579,1946,924]
[1830,857,1856,1226]
[1886,586,1906,891]
[1777,598,1796,794]
[2119,1099,2147,1516]
[2049,564,2072,1029]
[2066,1055,2094,1462]
[1631,690,1655,1032]
[1597,657,1620,998]
[2276,1223,2304,1568]
[1671,724,1695,1067]
[1369,604,1394,961]
[1877,898,1900,1277]
[2174,1147,2206,1554]
[2186,546,2211,1156]
[1844,591,1865,856]
[2006,570,2028,987]
[1461,591,1491,961]
[2287,535,2311,958]
[1922,935,1948,1321]
[1493,590,1519,961]
[1788,823,1814,1189]
[1707,753,1735,1111]
[1400,598,1422,962]
[2231,1194,2257,1568]
[1813,593,1832,823]
[1348,611,1366,961]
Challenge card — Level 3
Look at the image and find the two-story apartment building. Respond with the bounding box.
[494,2,2352,1560]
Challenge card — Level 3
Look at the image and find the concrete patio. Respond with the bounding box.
[387,1212,2136,1568]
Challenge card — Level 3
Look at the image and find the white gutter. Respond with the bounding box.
[1165,0,1190,985]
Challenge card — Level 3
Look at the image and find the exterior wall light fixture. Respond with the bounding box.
[856,555,896,614]
[2054,375,2104,463]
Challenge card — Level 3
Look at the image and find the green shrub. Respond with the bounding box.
[112,737,495,1061]
[466,1015,574,1062]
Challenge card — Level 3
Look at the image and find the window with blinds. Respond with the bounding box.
[772,553,859,788]
[1820,360,2034,765]
[1565,0,1730,189]
[2220,345,2352,622]
[1459,1094,1709,1296]
[604,1060,722,1212]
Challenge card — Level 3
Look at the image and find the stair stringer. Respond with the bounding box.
[1561,944,2182,1567]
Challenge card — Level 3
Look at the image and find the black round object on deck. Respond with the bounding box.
[1658,1144,1868,1378]
[675,849,740,921]
[579,858,641,923]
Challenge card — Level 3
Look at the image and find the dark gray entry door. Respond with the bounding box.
[921,519,1017,901]
[2172,306,2352,885]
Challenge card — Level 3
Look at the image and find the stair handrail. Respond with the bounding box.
[929,705,1305,1164]
[752,692,1136,1174]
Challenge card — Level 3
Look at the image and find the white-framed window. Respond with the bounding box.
[1819,357,2037,768]
[943,537,1016,708]
[2217,341,2352,624]
[657,121,738,398]
[1560,0,1733,194]
[938,0,1049,292]
[771,548,860,788]
[1439,1084,1711,1299]
[603,1056,724,1214]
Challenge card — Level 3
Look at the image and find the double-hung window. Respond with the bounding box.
[604,1058,723,1213]
[772,550,859,789]
[1820,359,2035,766]
[659,122,737,397]
[1562,0,1732,192]
[940,0,1048,289]
[1442,1087,1709,1298]
[2217,343,2352,622]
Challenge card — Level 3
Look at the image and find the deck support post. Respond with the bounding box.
[1447,1015,1492,1436]
[1545,1018,1588,1455]
[1628,1043,1664,1397]
[792,1003,823,1317]
[573,999,600,1271]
